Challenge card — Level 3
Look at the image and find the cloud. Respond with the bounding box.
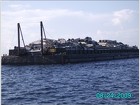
[1,8,110,38]
[8,4,30,10]
[112,9,134,25]
[2,8,109,24]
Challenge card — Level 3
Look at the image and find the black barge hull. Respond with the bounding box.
[1,52,139,65]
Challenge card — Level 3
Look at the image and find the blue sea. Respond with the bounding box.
[2,58,139,105]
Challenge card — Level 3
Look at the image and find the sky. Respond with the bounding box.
[1,1,139,54]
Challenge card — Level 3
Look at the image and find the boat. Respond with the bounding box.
[1,21,139,65]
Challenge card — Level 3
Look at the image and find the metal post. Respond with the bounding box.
[17,23,20,55]
[40,21,43,55]
[19,25,25,47]
[42,24,47,40]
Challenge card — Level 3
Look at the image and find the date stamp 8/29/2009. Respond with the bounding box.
[96,92,132,99]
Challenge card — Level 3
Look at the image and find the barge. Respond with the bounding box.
[1,21,139,65]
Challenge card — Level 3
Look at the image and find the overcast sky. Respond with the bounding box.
[1,1,139,54]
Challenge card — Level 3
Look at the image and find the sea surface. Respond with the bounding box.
[2,58,139,105]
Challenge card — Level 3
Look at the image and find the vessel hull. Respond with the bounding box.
[1,52,139,65]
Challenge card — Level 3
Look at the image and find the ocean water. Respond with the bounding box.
[2,58,139,105]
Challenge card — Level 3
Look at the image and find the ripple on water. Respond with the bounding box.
[2,58,139,105]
